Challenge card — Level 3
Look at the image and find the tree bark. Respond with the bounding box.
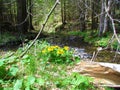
[91,0,99,30]
[61,0,67,25]
[0,0,3,22]
[17,0,28,34]
[28,0,34,31]
[99,0,105,36]
[79,0,86,31]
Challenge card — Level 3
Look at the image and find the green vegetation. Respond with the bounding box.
[0,32,17,44]
[67,30,120,50]
[41,45,75,64]
[0,40,98,90]
[105,87,115,90]
[0,0,119,89]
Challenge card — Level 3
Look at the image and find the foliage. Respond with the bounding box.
[56,72,95,90]
[111,39,120,50]
[41,45,74,64]
[0,32,16,44]
[67,31,83,36]
[66,30,120,50]
[95,37,109,47]
[105,87,115,90]
[0,40,97,90]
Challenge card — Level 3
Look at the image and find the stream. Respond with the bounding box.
[0,35,120,64]
[46,35,120,64]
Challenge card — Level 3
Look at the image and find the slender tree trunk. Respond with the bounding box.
[28,0,34,31]
[79,0,86,31]
[61,0,66,25]
[0,0,3,35]
[91,0,98,30]
[99,0,105,36]
[0,0,3,22]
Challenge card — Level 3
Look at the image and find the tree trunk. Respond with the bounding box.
[79,0,86,31]
[28,0,34,31]
[99,0,105,36]
[0,0,3,35]
[61,0,67,25]
[17,0,28,34]
[0,0,3,22]
[91,0,98,30]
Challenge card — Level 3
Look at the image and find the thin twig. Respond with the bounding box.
[112,45,120,62]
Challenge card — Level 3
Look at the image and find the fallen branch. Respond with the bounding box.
[20,0,60,57]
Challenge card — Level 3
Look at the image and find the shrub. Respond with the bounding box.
[95,37,109,47]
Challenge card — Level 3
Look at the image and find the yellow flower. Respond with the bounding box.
[48,47,54,52]
[42,50,46,53]
[54,45,59,48]
[64,46,69,50]
[57,49,64,55]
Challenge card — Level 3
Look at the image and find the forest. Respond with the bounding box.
[0,0,120,90]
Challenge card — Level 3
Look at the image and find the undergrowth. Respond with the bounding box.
[0,40,98,90]
[67,30,120,50]
[0,32,16,44]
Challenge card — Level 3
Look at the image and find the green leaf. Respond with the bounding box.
[14,79,23,90]
[0,60,4,66]
[26,76,35,86]
[23,54,29,59]
[36,78,45,86]
[4,88,13,90]
[0,79,3,83]
[8,66,19,76]
[25,86,30,90]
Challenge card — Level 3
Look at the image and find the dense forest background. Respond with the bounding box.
[0,0,120,36]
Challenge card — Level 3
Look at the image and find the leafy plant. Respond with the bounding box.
[96,37,109,47]
[111,40,120,50]
[55,72,94,90]
[69,72,94,90]
[41,45,77,64]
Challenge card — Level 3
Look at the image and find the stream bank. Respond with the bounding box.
[45,34,120,64]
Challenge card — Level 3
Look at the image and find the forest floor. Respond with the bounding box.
[1,27,118,90]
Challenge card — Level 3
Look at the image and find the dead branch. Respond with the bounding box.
[104,0,120,44]
[91,0,120,61]
[20,0,60,58]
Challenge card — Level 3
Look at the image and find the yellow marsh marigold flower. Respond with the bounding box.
[57,49,64,55]
[64,46,69,50]
[48,47,54,52]
[54,45,59,48]
[42,49,46,53]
